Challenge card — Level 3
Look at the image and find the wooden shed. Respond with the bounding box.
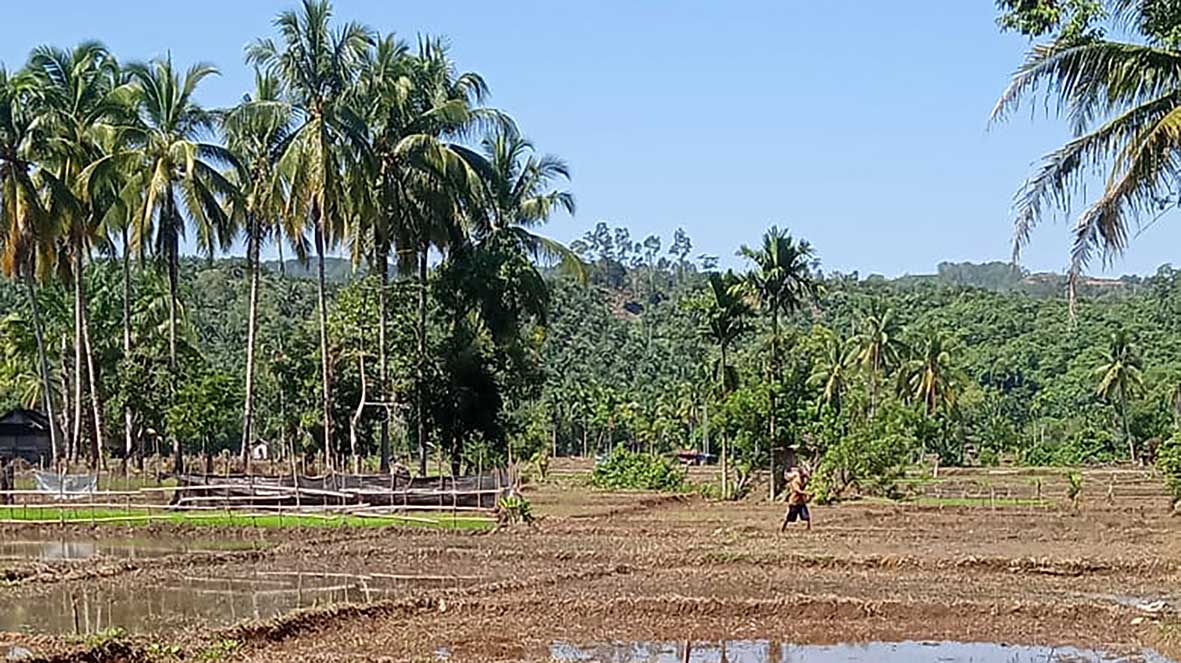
[0,409,52,465]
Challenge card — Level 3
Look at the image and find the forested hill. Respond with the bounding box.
[537,223,1181,470]
[234,255,1157,295]
[259,257,362,283]
[841,261,1151,298]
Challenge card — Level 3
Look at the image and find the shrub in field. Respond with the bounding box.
[592,445,686,492]
[1155,435,1181,511]
[496,494,534,527]
[528,448,550,482]
[1020,424,1118,466]
[1066,472,1083,510]
[812,430,912,504]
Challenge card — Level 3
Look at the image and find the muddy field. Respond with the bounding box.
[0,466,1178,662]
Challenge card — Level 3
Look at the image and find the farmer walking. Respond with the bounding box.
[780,466,812,532]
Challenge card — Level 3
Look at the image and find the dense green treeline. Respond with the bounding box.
[526,225,1181,498]
[6,212,1181,498]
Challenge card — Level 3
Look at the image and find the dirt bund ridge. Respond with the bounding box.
[223,563,634,645]
[696,551,1176,577]
[2,548,270,589]
[563,493,692,520]
[18,641,147,663]
[539,593,1135,622]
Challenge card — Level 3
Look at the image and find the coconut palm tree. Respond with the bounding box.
[810,328,856,416]
[1169,380,1181,430]
[853,300,905,416]
[700,270,753,498]
[93,56,238,472]
[1094,329,1145,462]
[221,70,293,466]
[737,226,818,498]
[349,34,490,473]
[248,0,374,470]
[0,66,64,459]
[27,41,121,464]
[903,332,962,418]
[88,107,145,471]
[462,125,582,277]
[992,10,1181,304]
[397,38,494,475]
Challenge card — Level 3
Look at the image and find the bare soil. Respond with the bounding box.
[0,466,1178,662]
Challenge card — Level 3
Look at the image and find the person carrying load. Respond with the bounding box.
[780,466,812,532]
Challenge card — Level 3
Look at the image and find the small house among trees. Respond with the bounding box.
[0,409,52,465]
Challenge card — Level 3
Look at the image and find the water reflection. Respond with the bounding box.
[548,640,1172,663]
[0,570,475,635]
[0,538,257,561]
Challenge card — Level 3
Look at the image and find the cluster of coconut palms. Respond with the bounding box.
[0,0,579,473]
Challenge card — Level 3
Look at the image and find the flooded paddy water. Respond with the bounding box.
[0,533,481,636]
[0,536,260,561]
[544,641,1173,663]
[0,568,475,635]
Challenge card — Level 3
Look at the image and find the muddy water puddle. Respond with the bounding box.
[0,537,260,561]
[0,568,478,635]
[544,641,1172,662]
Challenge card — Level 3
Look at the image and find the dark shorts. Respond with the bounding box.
[785,504,810,522]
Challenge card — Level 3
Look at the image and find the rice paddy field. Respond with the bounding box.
[0,463,1178,662]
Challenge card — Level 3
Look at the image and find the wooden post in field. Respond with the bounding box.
[720,435,728,500]
[289,437,301,513]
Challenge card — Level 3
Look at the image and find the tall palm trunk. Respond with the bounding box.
[720,341,728,500]
[59,333,73,461]
[1121,388,1136,464]
[314,215,333,473]
[81,303,105,468]
[350,355,366,474]
[241,217,261,471]
[416,245,428,476]
[72,238,84,462]
[121,227,134,472]
[868,351,881,419]
[378,245,390,473]
[769,312,779,501]
[167,209,182,475]
[702,396,709,457]
[276,241,291,468]
[24,268,60,462]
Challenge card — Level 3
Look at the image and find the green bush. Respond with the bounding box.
[1156,435,1181,509]
[1066,472,1083,510]
[1021,426,1117,466]
[496,494,534,526]
[977,446,1000,467]
[813,430,913,504]
[592,445,686,492]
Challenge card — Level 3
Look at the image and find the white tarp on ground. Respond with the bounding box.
[33,471,97,499]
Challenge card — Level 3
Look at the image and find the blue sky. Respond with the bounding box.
[2,1,1175,277]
